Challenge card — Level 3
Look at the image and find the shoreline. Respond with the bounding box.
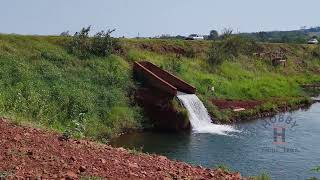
[0,118,245,179]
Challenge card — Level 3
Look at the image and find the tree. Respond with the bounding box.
[257,31,268,42]
[208,30,219,40]
[60,31,70,37]
[220,28,233,39]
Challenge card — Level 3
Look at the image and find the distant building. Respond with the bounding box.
[307,38,319,44]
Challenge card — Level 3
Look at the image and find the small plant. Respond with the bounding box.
[308,166,320,180]
[163,56,182,74]
[63,112,87,138]
[0,171,12,179]
[185,47,196,58]
[128,146,144,155]
[252,172,271,180]
[215,164,232,173]
[80,176,103,180]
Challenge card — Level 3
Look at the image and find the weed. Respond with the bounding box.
[251,172,271,180]
[215,164,232,173]
[128,146,144,155]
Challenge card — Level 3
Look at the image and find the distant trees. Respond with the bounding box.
[258,31,268,42]
[60,31,71,37]
[208,30,219,40]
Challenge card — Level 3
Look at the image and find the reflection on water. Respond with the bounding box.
[110,103,320,180]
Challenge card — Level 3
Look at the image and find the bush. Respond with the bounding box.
[91,29,118,57]
[68,26,92,59]
[67,26,119,59]
[208,36,259,66]
[161,56,182,74]
[208,43,227,65]
[311,46,320,58]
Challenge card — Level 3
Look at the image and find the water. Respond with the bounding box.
[111,102,320,179]
[176,92,238,135]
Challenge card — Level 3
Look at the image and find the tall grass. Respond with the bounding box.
[0,35,142,139]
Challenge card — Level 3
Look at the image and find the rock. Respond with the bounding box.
[58,134,70,141]
[79,165,87,172]
[158,155,167,161]
[234,172,241,178]
[100,158,106,164]
[117,147,126,152]
[70,156,76,161]
[65,171,78,179]
[209,172,215,177]
[26,151,33,156]
[128,162,139,168]
[13,135,22,141]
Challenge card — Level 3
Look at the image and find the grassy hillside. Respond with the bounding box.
[0,35,142,139]
[0,34,319,139]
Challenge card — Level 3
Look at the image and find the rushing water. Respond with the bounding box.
[111,102,320,180]
[177,92,238,135]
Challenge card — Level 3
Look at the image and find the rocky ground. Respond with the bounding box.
[0,118,246,179]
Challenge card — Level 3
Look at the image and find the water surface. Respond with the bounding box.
[111,103,320,180]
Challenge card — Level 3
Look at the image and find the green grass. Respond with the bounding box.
[0,34,319,137]
[251,172,271,180]
[122,38,320,122]
[0,34,142,139]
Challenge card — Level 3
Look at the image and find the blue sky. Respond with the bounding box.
[1,0,319,37]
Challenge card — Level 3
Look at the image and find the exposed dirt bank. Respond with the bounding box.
[211,97,314,123]
[212,99,263,110]
[0,118,245,179]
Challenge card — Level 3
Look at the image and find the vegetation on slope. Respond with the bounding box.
[123,37,320,122]
[0,34,142,139]
[0,32,319,139]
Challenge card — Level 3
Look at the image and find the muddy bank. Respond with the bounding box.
[0,118,246,179]
[212,97,314,123]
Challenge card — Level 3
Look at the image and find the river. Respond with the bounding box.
[110,102,320,180]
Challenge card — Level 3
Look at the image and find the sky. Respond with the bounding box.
[0,0,319,37]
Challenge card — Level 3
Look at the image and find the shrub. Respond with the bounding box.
[162,56,182,74]
[311,46,320,58]
[68,26,92,59]
[208,36,259,66]
[208,43,226,65]
[91,29,118,57]
[67,26,119,59]
[185,47,196,58]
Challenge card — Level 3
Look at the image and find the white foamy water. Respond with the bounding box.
[177,92,239,135]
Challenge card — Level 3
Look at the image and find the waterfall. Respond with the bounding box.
[177,92,239,135]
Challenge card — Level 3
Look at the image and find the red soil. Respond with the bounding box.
[0,118,245,179]
[212,99,262,110]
